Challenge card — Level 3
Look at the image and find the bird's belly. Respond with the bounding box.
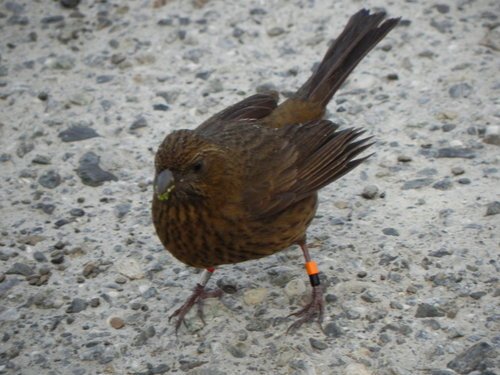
[152,195,317,268]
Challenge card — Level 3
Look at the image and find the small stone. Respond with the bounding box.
[397,155,412,162]
[451,166,464,175]
[59,126,99,142]
[41,15,64,24]
[485,201,500,216]
[382,228,399,236]
[69,208,85,217]
[33,251,47,262]
[309,338,328,350]
[38,170,61,189]
[435,4,450,13]
[361,185,379,199]
[116,258,144,280]
[449,83,472,98]
[415,303,445,318]
[441,124,456,132]
[483,125,500,146]
[32,155,51,165]
[115,275,127,284]
[402,178,434,190]
[17,142,34,158]
[6,263,34,276]
[361,291,381,303]
[447,342,494,374]
[457,178,470,185]
[226,343,246,358]
[284,278,306,297]
[109,317,125,329]
[45,55,75,70]
[153,104,169,111]
[89,298,100,307]
[345,363,372,375]
[267,27,285,37]
[114,203,131,219]
[436,148,475,159]
[61,0,81,9]
[130,117,148,131]
[50,251,64,264]
[66,298,88,313]
[96,75,113,84]
[76,152,117,187]
[324,322,343,337]
[433,179,453,190]
[243,288,268,305]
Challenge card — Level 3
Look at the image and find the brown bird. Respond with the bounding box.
[152,9,399,333]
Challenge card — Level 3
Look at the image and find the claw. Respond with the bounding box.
[286,285,325,334]
[169,284,223,334]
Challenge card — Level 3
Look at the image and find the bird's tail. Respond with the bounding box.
[265,9,399,127]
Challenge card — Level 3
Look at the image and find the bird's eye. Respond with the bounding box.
[192,160,204,173]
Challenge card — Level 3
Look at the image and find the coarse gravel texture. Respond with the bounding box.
[1,0,499,374]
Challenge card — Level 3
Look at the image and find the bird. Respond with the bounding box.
[152,9,399,333]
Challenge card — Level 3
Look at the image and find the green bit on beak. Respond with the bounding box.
[157,184,175,201]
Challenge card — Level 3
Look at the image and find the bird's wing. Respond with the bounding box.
[196,92,279,134]
[241,119,372,219]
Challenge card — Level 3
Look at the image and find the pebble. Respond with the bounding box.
[130,116,148,131]
[324,322,343,338]
[114,203,131,219]
[116,258,144,280]
[309,338,328,350]
[449,83,473,98]
[432,179,453,191]
[415,303,445,318]
[58,126,99,142]
[483,125,500,146]
[66,298,88,313]
[243,288,268,305]
[38,170,62,189]
[402,178,434,190]
[109,317,125,329]
[60,0,81,9]
[447,342,494,374]
[76,152,117,187]
[284,278,306,297]
[436,148,476,159]
[382,228,399,236]
[485,201,500,216]
[361,185,379,199]
[451,166,465,175]
[6,262,34,277]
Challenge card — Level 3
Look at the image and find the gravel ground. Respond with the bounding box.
[0,0,499,374]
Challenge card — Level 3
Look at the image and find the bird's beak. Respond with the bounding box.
[154,169,175,201]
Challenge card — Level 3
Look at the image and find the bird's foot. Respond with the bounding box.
[169,283,223,334]
[287,285,324,334]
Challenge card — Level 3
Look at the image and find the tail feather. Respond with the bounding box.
[265,9,399,128]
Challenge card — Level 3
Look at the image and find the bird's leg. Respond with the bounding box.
[169,267,223,334]
[287,241,325,333]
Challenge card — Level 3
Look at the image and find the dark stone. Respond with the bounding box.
[96,75,113,84]
[32,155,51,165]
[153,104,169,111]
[59,126,99,142]
[76,152,117,187]
[457,178,470,185]
[6,262,34,276]
[447,342,494,374]
[309,338,328,350]
[66,298,88,313]
[486,201,500,216]
[130,117,148,130]
[402,178,434,190]
[324,322,343,337]
[469,291,486,300]
[432,179,453,191]
[449,83,473,98]
[437,148,476,159]
[36,203,55,215]
[415,303,445,318]
[38,170,61,189]
[33,251,47,262]
[16,142,34,158]
[441,124,456,132]
[69,208,85,217]
[383,228,400,236]
[435,4,450,13]
[60,0,81,9]
[41,15,64,24]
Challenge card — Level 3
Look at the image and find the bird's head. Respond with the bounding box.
[153,130,238,205]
